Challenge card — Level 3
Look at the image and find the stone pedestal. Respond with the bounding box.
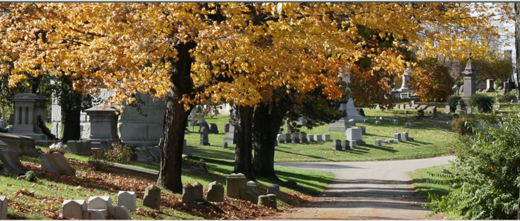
[11,93,48,140]
[462,57,475,106]
[85,106,120,147]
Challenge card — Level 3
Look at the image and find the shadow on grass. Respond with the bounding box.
[274,148,333,161]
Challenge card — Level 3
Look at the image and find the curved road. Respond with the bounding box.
[271,156,455,220]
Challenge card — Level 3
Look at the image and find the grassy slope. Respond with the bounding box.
[191,108,455,163]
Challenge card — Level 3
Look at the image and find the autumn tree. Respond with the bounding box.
[472,51,514,85]
[409,58,455,102]
[1,3,507,193]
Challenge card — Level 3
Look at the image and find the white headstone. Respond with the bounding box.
[346,127,363,142]
[117,191,136,212]
[62,199,87,220]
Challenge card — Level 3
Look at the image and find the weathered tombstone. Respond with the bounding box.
[0,149,29,175]
[258,195,269,207]
[209,123,219,134]
[11,93,49,142]
[200,127,210,146]
[444,105,451,114]
[85,210,106,220]
[41,151,66,176]
[223,124,237,145]
[291,133,300,144]
[193,182,204,201]
[236,173,248,200]
[314,134,323,142]
[183,140,193,156]
[267,194,277,209]
[244,181,262,203]
[226,173,241,199]
[51,152,76,176]
[307,134,315,142]
[300,132,308,143]
[143,185,161,209]
[117,191,136,212]
[0,132,41,157]
[88,196,112,218]
[207,181,224,202]
[62,199,87,220]
[112,206,132,219]
[267,184,280,196]
[394,133,402,142]
[374,121,381,125]
[402,132,409,140]
[182,183,195,204]
[375,139,383,146]
[276,134,285,144]
[332,139,342,151]
[0,196,8,220]
[323,134,331,141]
[343,140,351,150]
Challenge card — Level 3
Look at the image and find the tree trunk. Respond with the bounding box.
[156,42,196,194]
[515,3,520,103]
[61,108,81,143]
[234,105,254,180]
[252,102,287,180]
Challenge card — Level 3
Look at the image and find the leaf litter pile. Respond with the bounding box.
[3,159,314,219]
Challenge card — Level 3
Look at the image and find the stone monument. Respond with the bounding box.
[329,72,364,132]
[84,105,120,148]
[462,55,475,106]
[11,93,49,144]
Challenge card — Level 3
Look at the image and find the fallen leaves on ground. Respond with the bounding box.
[17,160,309,220]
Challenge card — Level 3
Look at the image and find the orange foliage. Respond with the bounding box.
[410,59,455,102]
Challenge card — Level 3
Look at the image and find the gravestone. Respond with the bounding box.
[88,196,112,218]
[84,105,120,147]
[244,181,262,203]
[236,173,248,200]
[405,122,414,127]
[84,210,105,220]
[67,140,92,155]
[332,139,342,151]
[375,139,383,146]
[266,194,277,209]
[226,173,241,199]
[51,152,76,176]
[182,183,195,204]
[0,132,41,157]
[291,133,300,144]
[0,149,29,175]
[314,134,323,142]
[193,182,204,201]
[0,196,7,220]
[300,132,308,143]
[200,127,210,146]
[462,56,475,105]
[307,134,315,142]
[223,124,237,145]
[485,79,495,92]
[258,195,269,207]
[346,127,363,144]
[62,199,87,220]
[374,121,381,125]
[117,191,136,212]
[394,133,401,142]
[359,126,366,135]
[143,185,161,209]
[11,93,49,142]
[112,206,132,219]
[207,181,224,202]
[343,140,350,150]
[323,134,331,141]
[267,184,280,196]
[222,142,228,149]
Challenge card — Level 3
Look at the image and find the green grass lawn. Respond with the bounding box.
[190,108,455,163]
[411,164,459,220]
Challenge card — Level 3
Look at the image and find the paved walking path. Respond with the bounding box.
[270,156,455,220]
